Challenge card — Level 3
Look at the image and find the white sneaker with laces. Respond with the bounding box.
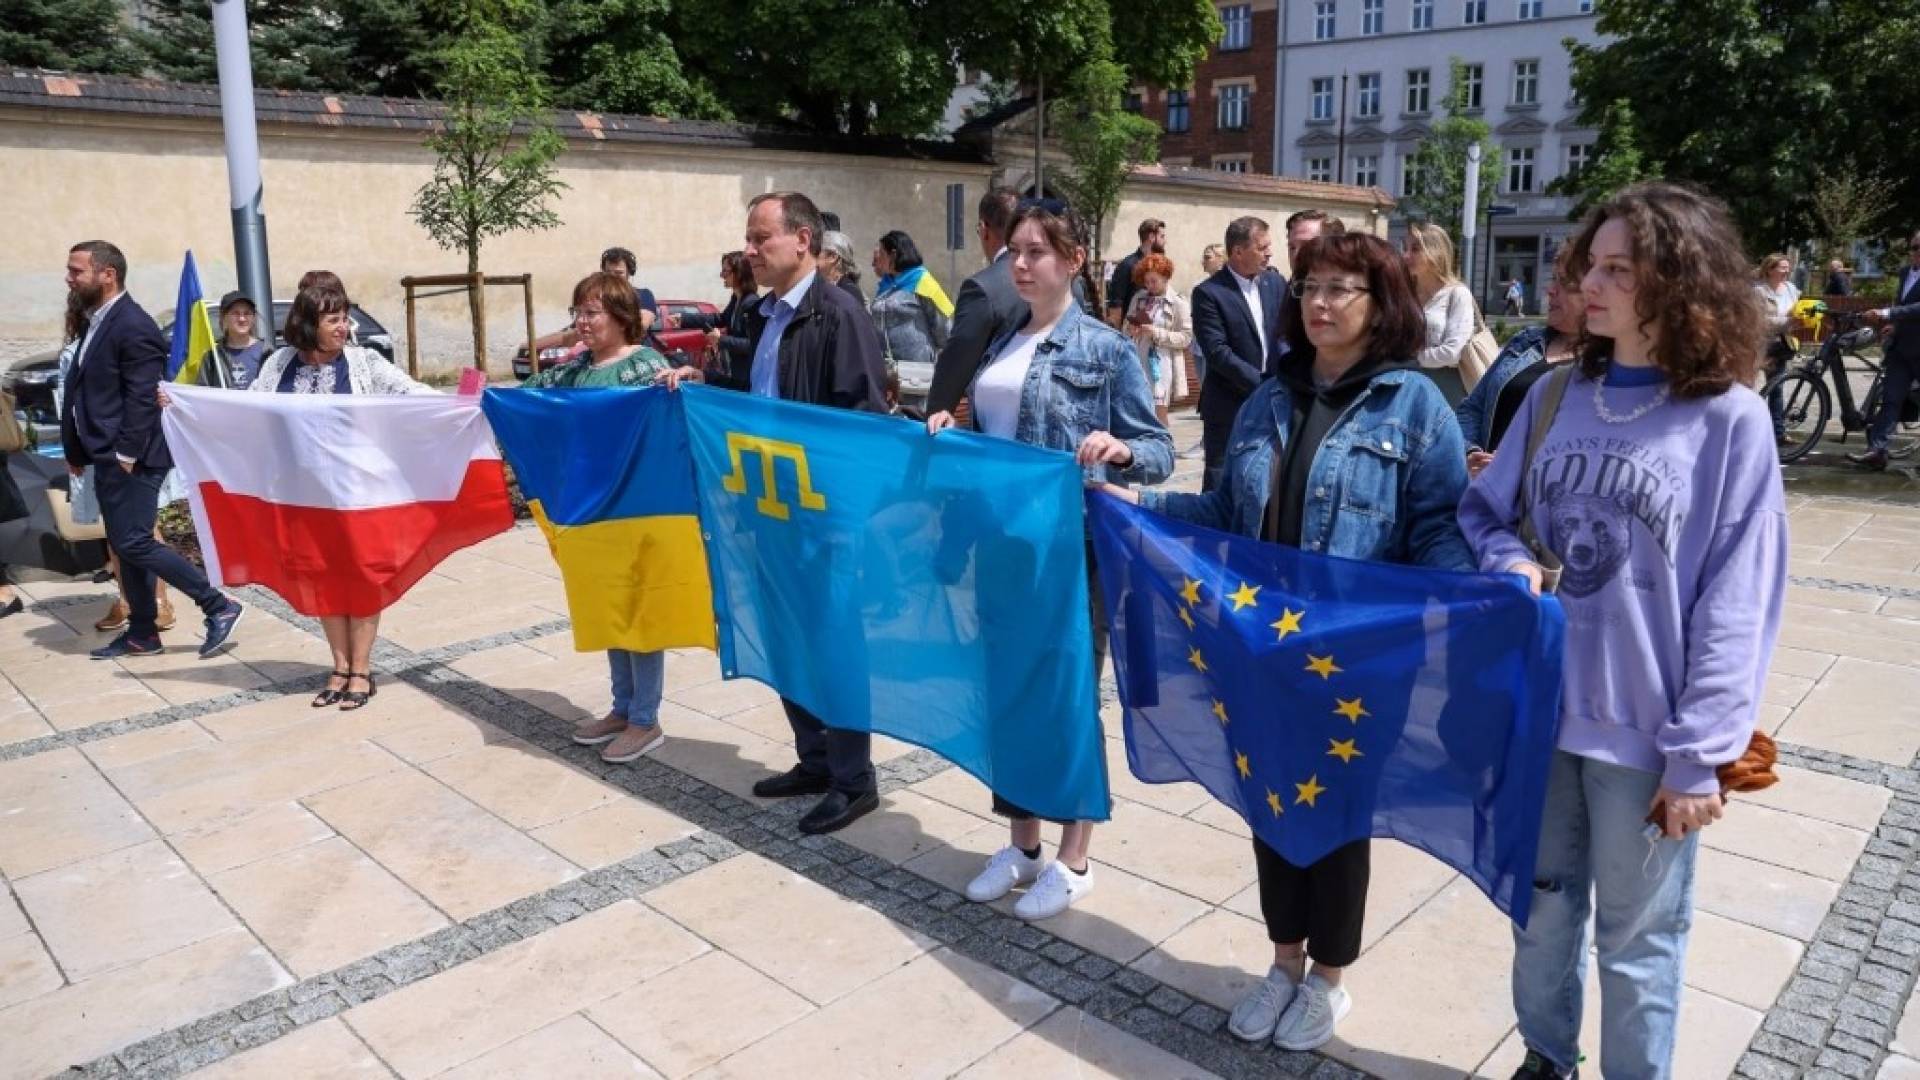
[965,845,1044,903]
[1227,966,1299,1042]
[1271,972,1351,1051]
[1013,860,1094,920]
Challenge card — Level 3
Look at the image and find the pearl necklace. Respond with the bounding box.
[1592,377,1669,425]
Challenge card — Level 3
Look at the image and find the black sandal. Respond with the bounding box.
[312,671,349,708]
[338,671,377,711]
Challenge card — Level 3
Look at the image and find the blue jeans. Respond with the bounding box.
[607,649,664,728]
[1512,751,1699,1078]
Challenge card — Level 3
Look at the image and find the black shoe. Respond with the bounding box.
[752,766,834,799]
[797,789,879,835]
[91,632,163,659]
[90,569,114,584]
[1511,1049,1577,1079]
[1847,447,1890,471]
[0,596,21,619]
[199,600,244,658]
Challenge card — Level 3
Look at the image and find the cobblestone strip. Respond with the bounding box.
[1789,575,1920,603]
[68,833,744,1079]
[0,678,337,764]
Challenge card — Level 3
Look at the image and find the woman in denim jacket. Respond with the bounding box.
[926,202,1171,923]
[1105,233,1471,1052]
[1455,246,1585,475]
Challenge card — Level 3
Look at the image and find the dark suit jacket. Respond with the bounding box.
[1191,267,1285,425]
[60,294,172,470]
[1887,267,1920,366]
[927,251,1029,415]
[739,272,888,411]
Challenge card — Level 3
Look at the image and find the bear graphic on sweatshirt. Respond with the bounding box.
[1546,483,1637,598]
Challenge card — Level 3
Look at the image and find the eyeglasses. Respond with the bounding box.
[569,307,606,321]
[1289,280,1371,305]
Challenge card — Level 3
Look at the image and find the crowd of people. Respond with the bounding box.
[0,175,1821,1078]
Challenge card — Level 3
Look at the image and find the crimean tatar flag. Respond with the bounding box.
[167,251,219,385]
[159,384,514,616]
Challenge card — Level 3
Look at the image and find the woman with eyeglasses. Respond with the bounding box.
[1456,243,1587,476]
[1103,232,1472,1053]
[926,202,1171,924]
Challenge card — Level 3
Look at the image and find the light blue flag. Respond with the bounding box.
[680,386,1111,822]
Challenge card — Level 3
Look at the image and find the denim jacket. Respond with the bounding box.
[1454,325,1548,450]
[975,305,1173,486]
[1141,367,1472,570]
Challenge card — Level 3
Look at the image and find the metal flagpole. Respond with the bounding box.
[211,0,274,324]
[1461,142,1481,302]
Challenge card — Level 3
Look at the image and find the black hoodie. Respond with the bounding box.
[1262,347,1419,547]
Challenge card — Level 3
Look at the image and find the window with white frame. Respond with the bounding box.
[1214,156,1251,174]
[1352,153,1380,187]
[1401,153,1425,196]
[1405,68,1431,113]
[1506,146,1535,193]
[1166,90,1191,133]
[1518,0,1543,17]
[1362,0,1384,34]
[1218,83,1252,130]
[1314,1,1337,40]
[1464,0,1487,24]
[1412,0,1434,29]
[1460,63,1484,109]
[1311,77,1335,121]
[1357,73,1381,117]
[1221,4,1253,50]
[1512,59,1539,106]
[1307,157,1334,183]
[1565,142,1593,176]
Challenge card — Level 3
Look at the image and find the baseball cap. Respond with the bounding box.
[218,290,256,315]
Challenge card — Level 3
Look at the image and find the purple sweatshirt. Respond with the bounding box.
[1457,364,1787,795]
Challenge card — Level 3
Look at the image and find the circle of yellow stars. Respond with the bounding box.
[1172,574,1366,821]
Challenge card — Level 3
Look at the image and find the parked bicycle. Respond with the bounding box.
[1765,309,1919,463]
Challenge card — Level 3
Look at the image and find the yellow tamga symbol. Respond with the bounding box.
[720,433,828,521]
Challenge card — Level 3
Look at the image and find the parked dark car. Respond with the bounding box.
[511,299,720,380]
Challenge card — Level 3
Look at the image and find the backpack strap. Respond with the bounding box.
[1514,365,1575,593]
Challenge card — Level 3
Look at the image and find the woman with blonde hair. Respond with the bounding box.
[1404,222,1476,403]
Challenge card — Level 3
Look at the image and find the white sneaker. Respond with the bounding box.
[1272,973,1350,1051]
[1227,966,1299,1042]
[1013,861,1094,921]
[966,845,1044,903]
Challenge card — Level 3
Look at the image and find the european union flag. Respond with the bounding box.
[681,387,1110,822]
[1089,493,1563,924]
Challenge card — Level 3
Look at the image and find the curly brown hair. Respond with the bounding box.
[1566,182,1764,398]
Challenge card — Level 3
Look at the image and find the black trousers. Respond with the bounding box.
[1870,349,1919,451]
[1252,836,1371,968]
[1200,410,1233,494]
[95,466,223,637]
[781,697,875,797]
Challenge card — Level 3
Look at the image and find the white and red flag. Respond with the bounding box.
[160,385,513,617]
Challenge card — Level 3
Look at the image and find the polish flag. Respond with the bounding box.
[160,384,513,617]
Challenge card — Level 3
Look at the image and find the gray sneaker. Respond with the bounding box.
[1227,966,1298,1042]
[1272,973,1351,1051]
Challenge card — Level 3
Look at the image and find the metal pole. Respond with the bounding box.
[1336,72,1349,183]
[211,0,273,322]
[1033,72,1045,196]
[1461,142,1481,299]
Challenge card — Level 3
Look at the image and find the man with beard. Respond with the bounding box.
[60,241,243,659]
[1106,218,1166,328]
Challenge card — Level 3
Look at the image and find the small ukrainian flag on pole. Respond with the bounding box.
[167,251,220,386]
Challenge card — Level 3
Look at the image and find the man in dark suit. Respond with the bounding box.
[663,192,889,835]
[926,186,1028,416]
[1850,229,1920,470]
[60,241,243,659]
[1191,216,1284,492]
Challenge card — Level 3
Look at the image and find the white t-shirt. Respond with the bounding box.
[972,331,1042,439]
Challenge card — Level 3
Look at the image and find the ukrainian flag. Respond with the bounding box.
[167,251,219,385]
[481,387,715,652]
[890,266,953,318]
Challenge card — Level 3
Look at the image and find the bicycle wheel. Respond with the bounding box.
[1863,378,1920,460]
[1766,370,1829,463]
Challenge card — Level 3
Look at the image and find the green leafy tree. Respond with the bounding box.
[410,0,567,368]
[135,0,456,96]
[1547,98,1650,215]
[1107,0,1222,90]
[1404,59,1499,236]
[545,0,728,119]
[1,0,148,74]
[1054,59,1160,273]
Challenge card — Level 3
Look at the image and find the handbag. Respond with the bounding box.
[0,389,25,454]
[1458,304,1500,392]
[1513,365,1575,593]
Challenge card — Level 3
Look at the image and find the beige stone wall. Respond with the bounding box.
[0,110,994,372]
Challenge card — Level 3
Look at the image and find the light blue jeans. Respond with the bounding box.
[1512,750,1699,1079]
[607,649,664,729]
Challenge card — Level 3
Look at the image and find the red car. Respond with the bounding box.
[513,298,720,380]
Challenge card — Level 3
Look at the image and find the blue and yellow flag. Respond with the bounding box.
[167,251,219,385]
[682,386,1110,822]
[1089,494,1564,924]
[481,387,715,652]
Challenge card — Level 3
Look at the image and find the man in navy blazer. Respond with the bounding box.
[60,241,242,659]
[1191,216,1285,492]
[1851,228,1920,471]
